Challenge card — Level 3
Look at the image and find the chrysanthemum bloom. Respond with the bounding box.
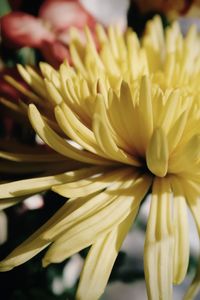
[0,16,200,300]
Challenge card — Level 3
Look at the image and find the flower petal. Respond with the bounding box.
[0,201,72,271]
[43,174,152,266]
[1,12,54,48]
[0,167,100,199]
[76,209,137,300]
[93,94,141,166]
[170,175,189,284]
[182,180,200,300]
[39,0,96,32]
[138,76,153,152]
[44,174,152,242]
[144,177,174,300]
[53,167,133,198]
[28,104,112,165]
[146,128,169,177]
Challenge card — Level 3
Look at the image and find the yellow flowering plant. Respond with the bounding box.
[0,16,200,300]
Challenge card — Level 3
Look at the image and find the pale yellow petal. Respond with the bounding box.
[0,167,101,199]
[54,105,105,156]
[93,94,140,166]
[44,79,63,105]
[167,110,188,153]
[43,174,152,266]
[170,175,189,284]
[182,181,200,300]
[52,167,132,197]
[169,134,200,173]
[146,128,169,177]
[138,76,153,151]
[77,209,138,300]
[4,75,42,105]
[0,201,71,271]
[144,178,173,300]
[17,64,47,99]
[28,104,112,165]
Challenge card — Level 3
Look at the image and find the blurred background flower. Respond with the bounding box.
[0,0,129,67]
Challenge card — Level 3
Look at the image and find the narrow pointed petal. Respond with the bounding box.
[138,76,153,150]
[93,95,140,166]
[28,104,112,165]
[144,178,174,300]
[168,110,188,153]
[45,174,152,244]
[76,210,137,300]
[43,174,152,266]
[146,128,169,177]
[0,201,71,271]
[53,167,132,197]
[0,179,108,272]
[54,105,104,156]
[170,176,189,284]
[0,167,100,199]
[17,64,47,100]
[43,193,134,266]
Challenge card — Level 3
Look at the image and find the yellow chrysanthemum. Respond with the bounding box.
[0,16,200,300]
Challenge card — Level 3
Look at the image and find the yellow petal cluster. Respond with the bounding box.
[0,16,200,300]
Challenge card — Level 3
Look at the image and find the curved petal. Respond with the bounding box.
[39,0,96,32]
[42,174,152,266]
[76,174,151,300]
[0,167,99,199]
[77,210,137,300]
[28,104,113,166]
[1,12,54,48]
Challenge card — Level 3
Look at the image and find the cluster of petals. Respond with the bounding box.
[0,16,200,300]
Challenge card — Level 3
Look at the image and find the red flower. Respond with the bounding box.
[1,0,96,67]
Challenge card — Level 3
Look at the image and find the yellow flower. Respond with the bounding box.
[0,16,200,300]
